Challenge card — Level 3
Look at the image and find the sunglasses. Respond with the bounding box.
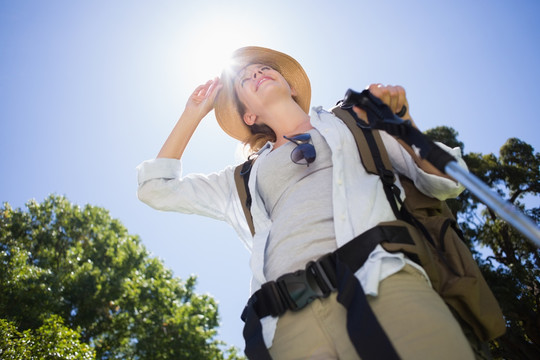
[283,133,316,166]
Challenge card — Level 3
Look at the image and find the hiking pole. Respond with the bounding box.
[341,89,540,248]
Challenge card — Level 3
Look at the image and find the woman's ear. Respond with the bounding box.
[290,86,298,97]
[243,112,257,126]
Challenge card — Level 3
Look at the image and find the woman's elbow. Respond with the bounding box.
[137,182,164,210]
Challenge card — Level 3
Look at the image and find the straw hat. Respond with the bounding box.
[214,46,311,142]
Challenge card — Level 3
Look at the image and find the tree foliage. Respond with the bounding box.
[0,315,95,360]
[426,127,540,359]
[0,195,243,360]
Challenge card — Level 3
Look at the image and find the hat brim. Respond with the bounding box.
[214,47,311,142]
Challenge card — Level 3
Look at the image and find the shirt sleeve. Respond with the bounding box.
[379,131,468,200]
[136,158,253,246]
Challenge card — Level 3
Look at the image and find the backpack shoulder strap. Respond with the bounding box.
[331,106,402,218]
[234,159,256,236]
[330,106,393,176]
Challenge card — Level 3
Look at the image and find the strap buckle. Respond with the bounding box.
[379,168,402,201]
[276,254,336,311]
[379,168,396,185]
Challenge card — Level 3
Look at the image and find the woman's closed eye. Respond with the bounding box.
[240,66,273,87]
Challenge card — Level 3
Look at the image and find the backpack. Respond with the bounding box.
[233,106,506,343]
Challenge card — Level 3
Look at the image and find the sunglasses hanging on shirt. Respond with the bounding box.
[283,133,316,166]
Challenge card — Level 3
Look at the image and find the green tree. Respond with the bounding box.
[426,127,540,359]
[0,315,95,360]
[0,195,243,360]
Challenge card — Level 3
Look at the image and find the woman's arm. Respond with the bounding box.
[157,77,222,159]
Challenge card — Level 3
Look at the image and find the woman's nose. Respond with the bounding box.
[252,69,263,78]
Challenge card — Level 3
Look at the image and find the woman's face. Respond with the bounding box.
[234,63,295,120]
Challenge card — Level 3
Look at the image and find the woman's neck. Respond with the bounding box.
[260,100,312,148]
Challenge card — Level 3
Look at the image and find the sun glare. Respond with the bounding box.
[182,17,262,84]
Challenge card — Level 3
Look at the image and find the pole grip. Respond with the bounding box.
[342,88,457,173]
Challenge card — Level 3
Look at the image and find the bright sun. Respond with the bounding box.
[181,16,264,84]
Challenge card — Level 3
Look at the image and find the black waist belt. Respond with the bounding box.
[241,225,413,322]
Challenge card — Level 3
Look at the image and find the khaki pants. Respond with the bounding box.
[268,265,475,360]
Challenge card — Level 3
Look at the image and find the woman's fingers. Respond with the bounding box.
[192,80,212,96]
[367,84,407,115]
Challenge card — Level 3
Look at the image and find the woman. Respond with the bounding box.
[137,47,474,359]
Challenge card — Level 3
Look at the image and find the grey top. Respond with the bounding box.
[256,128,337,281]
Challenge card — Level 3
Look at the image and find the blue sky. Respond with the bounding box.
[1,0,539,351]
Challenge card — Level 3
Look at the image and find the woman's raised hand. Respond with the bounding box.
[156,78,223,159]
[184,77,223,120]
